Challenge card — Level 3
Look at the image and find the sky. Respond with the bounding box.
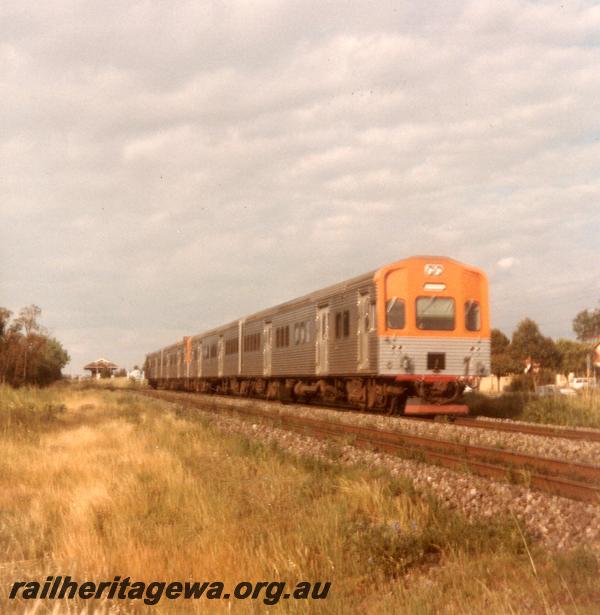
[1,1,600,374]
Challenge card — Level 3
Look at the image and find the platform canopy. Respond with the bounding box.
[84,358,118,377]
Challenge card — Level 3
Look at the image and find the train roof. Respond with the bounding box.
[145,255,484,356]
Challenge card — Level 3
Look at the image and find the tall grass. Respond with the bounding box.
[522,392,600,428]
[0,385,66,437]
[0,385,598,613]
[466,389,600,428]
[69,376,147,391]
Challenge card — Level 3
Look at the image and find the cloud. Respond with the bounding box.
[1,0,600,372]
[496,257,519,270]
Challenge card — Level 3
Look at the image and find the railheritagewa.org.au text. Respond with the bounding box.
[9,575,332,606]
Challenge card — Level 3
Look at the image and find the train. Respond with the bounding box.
[144,256,490,415]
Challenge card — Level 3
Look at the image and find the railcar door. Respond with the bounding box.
[197,342,202,377]
[357,293,370,370]
[263,322,272,376]
[218,336,224,377]
[316,306,329,374]
[184,337,192,379]
[238,320,244,375]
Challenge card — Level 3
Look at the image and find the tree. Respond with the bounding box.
[555,339,589,376]
[510,318,560,371]
[0,308,12,383]
[0,316,23,385]
[490,328,519,388]
[0,306,69,387]
[33,338,70,386]
[573,305,600,342]
[17,304,42,336]
[491,329,510,354]
[15,305,44,384]
[0,308,11,338]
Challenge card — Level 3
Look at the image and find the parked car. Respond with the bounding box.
[535,384,578,397]
[570,377,594,391]
[559,387,577,396]
[536,385,557,397]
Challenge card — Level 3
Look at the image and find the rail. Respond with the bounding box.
[135,389,600,504]
[452,417,600,443]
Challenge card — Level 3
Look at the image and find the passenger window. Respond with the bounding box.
[225,339,238,354]
[343,310,350,337]
[386,298,405,329]
[465,300,481,331]
[335,312,342,339]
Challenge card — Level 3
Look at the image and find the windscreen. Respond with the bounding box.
[416,296,455,331]
[465,300,481,331]
[386,297,405,329]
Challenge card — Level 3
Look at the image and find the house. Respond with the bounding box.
[84,358,118,379]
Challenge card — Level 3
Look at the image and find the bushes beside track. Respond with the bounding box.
[464,392,529,420]
[465,390,600,428]
[521,393,600,429]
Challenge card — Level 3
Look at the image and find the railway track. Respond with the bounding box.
[450,417,600,443]
[109,384,600,444]
[135,389,600,504]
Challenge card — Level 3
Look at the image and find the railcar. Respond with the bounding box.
[144,256,490,415]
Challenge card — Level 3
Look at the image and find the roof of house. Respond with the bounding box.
[83,358,118,371]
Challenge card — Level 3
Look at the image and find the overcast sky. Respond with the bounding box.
[2,1,599,374]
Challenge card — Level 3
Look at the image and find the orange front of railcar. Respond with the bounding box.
[374,256,490,339]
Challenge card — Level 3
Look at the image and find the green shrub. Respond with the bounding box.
[552,546,599,584]
[344,511,441,577]
[522,393,600,428]
[505,374,535,392]
[464,392,527,419]
[344,498,528,579]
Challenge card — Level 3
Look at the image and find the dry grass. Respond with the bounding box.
[0,385,599,614]
[69,376,145,390]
